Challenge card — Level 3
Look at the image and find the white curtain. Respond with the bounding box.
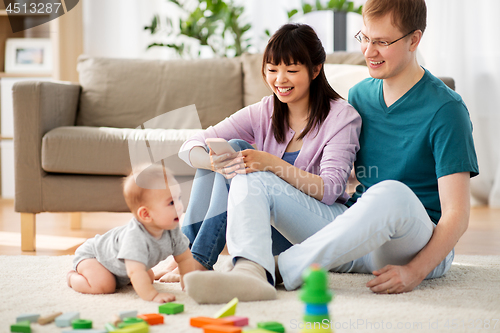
[419,0,500,206]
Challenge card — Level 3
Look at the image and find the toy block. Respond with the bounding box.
[305,304,328,315]
[203,324,242,333]
[118,317,145,328]
[214,297,239,318]
[110,322,149,333]
[62,328,108,333]
[38,312,63,325]
[55,312,80,327]
[190,316,234,328]
[16,314,39,323]
[137,313,163,325]
[224,316,249,327]
[159,302,184,314]
[10,320,31,333]
[112,314,123,326]
[257,321,285,333]
[105,323,117,332]
[72,319,93,329]
[119,310,138,320]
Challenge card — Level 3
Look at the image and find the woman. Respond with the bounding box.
[184,0,478,304]
[163,23,360,288]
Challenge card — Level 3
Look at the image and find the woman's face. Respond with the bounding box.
[265,62,315,110]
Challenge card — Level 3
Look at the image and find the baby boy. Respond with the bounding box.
[67,164,195,303]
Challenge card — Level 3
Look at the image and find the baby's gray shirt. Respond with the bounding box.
[77,217,189,287]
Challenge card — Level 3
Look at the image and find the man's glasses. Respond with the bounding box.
[354,30,416,48]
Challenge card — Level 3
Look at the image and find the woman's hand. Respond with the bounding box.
[209,149,245,179]
[235,150,278,174]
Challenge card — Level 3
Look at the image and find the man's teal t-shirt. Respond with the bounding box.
[347,68,479,223]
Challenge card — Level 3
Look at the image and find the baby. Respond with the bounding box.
[67,163,195,303]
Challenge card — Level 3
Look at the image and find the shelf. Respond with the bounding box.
[0,72,52,78]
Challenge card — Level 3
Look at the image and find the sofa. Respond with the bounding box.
[13,51,454,251]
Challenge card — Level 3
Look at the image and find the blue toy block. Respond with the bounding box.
[118,310,138,320]
[55,312,80,327]
[305,304,329,315]
[16,314,39,323]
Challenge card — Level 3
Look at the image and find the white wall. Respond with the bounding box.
[82,0,500,205]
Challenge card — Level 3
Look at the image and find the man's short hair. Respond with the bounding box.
[363,0,427,35]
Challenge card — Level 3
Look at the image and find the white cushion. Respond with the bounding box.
[324,64,371,100]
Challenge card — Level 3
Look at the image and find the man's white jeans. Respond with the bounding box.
[226,172,453,290]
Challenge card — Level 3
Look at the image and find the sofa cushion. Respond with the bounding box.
[324,64,371,100]
[77,56,243,129]
[41,127,202,176]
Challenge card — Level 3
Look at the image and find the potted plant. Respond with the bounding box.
[287,0,363,51]
[144,0,251,58]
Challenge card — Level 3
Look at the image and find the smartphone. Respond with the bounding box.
[205,138,236,155]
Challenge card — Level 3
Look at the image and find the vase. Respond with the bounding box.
[333,11,347,51]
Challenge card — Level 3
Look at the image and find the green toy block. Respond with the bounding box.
[72,319,93,329]
[159,302,184,315]
[105,323,117,332]
[299,264,333,305]
[10,320,31,333]
[214,297,238,318]
[303,314,330,323]
[110,322,149,333]
[257,321,285,333]
[118,317,146,328]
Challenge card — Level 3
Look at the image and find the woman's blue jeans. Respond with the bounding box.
[181,139,293,270]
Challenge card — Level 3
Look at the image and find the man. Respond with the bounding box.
[277,0,479,294]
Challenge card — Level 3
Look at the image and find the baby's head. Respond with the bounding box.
[123,164,183,234]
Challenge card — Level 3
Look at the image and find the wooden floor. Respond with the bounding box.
[0,199,498,256]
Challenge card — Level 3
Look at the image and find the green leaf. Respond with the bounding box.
[327,0,338,9]
[315,0,323,11]
[287,9,298,19]
[302,3,313,14]
[346,1,354,12]
[338,0,346,11]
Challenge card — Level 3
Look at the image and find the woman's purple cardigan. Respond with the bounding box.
[179,95,361,205]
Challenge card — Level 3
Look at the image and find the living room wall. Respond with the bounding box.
[81,0,500,207]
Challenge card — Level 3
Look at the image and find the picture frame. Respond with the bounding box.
[4,38,53,74]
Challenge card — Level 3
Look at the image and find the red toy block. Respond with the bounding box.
[203,324,242,333]
[137,313,164,325]
[190,316,233,328]
[223,316,249,327]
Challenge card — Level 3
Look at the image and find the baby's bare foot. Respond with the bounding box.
[159,267,180,283]
[66,270,77,287]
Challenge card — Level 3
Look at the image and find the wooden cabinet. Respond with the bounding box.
[0,0,83,82]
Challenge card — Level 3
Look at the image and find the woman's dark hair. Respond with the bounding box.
[262,23,342,143]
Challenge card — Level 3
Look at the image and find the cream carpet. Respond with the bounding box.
[1,255,499,333]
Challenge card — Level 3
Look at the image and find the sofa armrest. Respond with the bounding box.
[13,81,81,213]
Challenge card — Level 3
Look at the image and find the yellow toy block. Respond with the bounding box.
[214,297,239,318]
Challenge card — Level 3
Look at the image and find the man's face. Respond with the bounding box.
[360,13,416,82]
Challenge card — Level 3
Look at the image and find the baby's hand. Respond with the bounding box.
[152,292,176,303]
